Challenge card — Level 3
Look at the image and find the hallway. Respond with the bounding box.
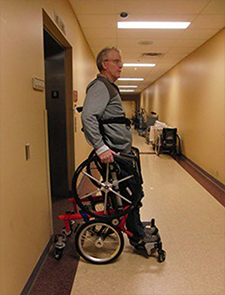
[69,131,225,295]
[1,2,224,294]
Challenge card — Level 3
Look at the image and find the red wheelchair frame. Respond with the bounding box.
[58,198,133,237]
[53,151,166,264]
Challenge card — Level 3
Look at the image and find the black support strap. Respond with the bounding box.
[99,117,131,128]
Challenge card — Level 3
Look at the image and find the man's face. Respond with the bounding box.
[102,50,123,82]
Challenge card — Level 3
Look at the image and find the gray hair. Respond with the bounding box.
[96,47,121,71]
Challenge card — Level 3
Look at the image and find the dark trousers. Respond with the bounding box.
[126,190,145,241]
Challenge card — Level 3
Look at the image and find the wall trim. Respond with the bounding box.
[20,238,52,295]
[175,154,225,207]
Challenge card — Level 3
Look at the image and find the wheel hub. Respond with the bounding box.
[95,238,104,248]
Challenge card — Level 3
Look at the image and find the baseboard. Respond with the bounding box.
[174,154,225,207]
[20,238,52,295]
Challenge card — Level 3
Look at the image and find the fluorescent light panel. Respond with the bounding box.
[118,78,144,81]
[123,63,155,67]
[118,85,138,88]
[118,21,190,29]
[120,89,135,92]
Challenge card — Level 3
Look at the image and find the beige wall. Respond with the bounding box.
[140,29,225,184]
[122,100,135,119]
[0,1,96,294]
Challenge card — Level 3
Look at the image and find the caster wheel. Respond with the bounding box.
[54,248,63,260]
[158,250,166,263]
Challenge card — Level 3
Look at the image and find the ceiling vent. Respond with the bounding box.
[138,41,153,45]
[142,52,162,57]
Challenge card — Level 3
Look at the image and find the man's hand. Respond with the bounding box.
[98,149,116,164]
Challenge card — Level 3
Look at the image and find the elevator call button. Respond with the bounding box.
[52,91,59,99]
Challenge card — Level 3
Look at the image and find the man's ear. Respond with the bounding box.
[102,61,107,70]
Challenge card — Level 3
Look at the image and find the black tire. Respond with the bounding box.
[156,137,161,155]
[54,248,63,260]
[87,150,105,187]
[72,153,141,220]
[158,250,166,263]
[75,220,124,264]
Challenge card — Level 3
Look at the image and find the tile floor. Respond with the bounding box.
[70,132,225,295]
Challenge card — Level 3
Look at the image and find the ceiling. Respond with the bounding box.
[69,0,225,93]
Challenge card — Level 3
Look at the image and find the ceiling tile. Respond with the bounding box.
[201,0,225,15]
[117,29,184,39]
[70,0,116,14]
[82,28,117,39]
[117,38,177,47]
[116,14,196,22]
[115,0,209,15]
[180,29,219,39]
[190,15,225,29]
[168,46,196,54]
[77,15,116,28]
[174,38,207,46]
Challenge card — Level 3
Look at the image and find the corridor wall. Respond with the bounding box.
[0,1,96,294]
[140,28,225,185]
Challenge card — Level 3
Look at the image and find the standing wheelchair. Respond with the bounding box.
[53,148,166,264]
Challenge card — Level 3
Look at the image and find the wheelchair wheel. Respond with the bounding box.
[75,220,124,264]
[72,152,141,220]
[156,136,161,155]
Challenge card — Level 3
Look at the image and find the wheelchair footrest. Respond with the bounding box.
[144,240,158,256]
[143,232,160,244]
[135,219,166,262]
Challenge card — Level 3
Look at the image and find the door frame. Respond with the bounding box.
[43,10,74,191]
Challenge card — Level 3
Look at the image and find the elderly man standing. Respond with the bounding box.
[81,46,149,247]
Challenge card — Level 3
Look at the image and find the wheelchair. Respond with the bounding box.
[155,128,181,156]
[53,149,166,264]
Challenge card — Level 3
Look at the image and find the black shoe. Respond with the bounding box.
[129,236,145,248]
[144,226,158,236]
[143,227,160,243]
[130,240,146,250]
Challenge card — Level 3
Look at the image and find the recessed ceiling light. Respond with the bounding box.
[118,78,144,81]
[120,89,135,92]
[123,63,155,67]
[118,21,190,29]
[118,85,138,88]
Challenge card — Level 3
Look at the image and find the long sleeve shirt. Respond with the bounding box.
[81,74,132,155]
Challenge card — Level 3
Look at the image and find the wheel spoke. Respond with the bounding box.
[73,151,138,220]
[81,235,96,244]
[105,163,109,182]
[109,188,132,204]
[82,170,103,186]
[103,191,108,214]
[117,174,134,184]
[76,221,124,264]
[79,188,102,200]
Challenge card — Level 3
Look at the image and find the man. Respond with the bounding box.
[81,47,147,246]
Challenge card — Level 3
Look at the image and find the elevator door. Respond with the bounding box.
[44,30,69,200]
